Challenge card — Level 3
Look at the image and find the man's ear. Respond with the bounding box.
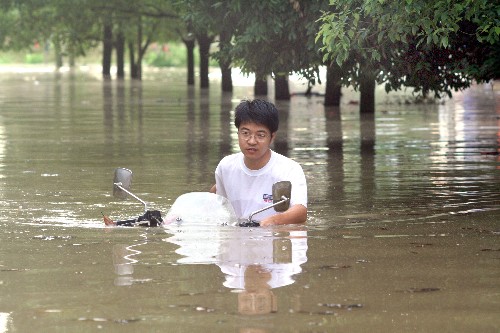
[270,132,277,143]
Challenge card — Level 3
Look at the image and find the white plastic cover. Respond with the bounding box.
[164,192,237,225]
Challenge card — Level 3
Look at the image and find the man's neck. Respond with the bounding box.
[244,149,272,170]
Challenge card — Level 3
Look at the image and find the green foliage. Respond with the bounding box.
[24,53,44,64]
[0,53,14,64]
[218,1,328,83]
[316,0,500,96]
[144,42,212,67]
[2,0,498,97]
[0,0,181,69]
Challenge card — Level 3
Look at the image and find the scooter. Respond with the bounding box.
[103,168,292,228]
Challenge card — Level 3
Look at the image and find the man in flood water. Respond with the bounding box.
[210,99,307,226]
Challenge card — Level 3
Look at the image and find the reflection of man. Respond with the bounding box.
[216,228,307,315]
[161,219,307,315]
[0,312,12,333]
[238,265,277,315]
[217,228,307,290]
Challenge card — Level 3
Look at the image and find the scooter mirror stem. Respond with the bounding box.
[114,182,148,213]
[247,195,289,223]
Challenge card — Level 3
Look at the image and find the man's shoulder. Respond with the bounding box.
[271,150,302,168]
[221,152,242,162]
[218,152,243,168]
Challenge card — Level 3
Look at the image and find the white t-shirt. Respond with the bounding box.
[215,150,307,221]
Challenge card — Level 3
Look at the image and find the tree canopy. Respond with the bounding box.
[316,0,500,97]
[1,0,499,105]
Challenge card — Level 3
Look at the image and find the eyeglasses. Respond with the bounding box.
[238,129,270,142]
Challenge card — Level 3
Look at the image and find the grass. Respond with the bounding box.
[0,42,219,68]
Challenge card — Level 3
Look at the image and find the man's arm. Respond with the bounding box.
[259,204,307,226]
[209,184,216,193]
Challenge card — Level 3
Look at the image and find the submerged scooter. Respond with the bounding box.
[104,168,292,227]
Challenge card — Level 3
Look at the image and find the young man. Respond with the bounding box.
[210,99,307,226]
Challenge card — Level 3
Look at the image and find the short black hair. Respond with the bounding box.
[234,99,279,133]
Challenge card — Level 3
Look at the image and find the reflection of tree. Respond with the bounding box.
[360,114,375,208]
[130,81,144,156]
[197,89,210,184]
[219,92,233,159]
[185,86,196,185]
[102,80,145,158]
[102,80,113,152]
[273,101,290,157]
[185,88,212,187]
[325,106,345,212]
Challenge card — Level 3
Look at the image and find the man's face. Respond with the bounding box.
[237,122,275,169]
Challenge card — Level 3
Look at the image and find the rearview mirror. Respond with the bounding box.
[113,168,133,199]
[112,167,148,212]
[272,181,291,212]
[242,181,292,226]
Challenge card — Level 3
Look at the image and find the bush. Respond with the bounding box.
[25,53,44,64]
[144,42,219,68]
[145,42,188,67]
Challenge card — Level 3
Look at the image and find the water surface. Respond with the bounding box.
[0,68,499,332]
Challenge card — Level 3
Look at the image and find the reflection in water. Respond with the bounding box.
[196,90,211,185]
[219,92,234,159]
[169,225,307,315]
[102,80,146,160]
[112,244,136,286]
[111,234,148,286]
[185,86,197,186]
[360,113,376,209]
[217,228,307,290]
[111,224,308,316]
[0,313,12,333]
[217,228,307,315]
[236,265,278,315]
[0,120,5,180]
[274,100,290,156]
[0,71,498,332]
[325,106,345,213]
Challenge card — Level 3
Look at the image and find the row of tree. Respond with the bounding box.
[1,0,499,113]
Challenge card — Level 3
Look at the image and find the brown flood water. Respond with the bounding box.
[0,67,499,332]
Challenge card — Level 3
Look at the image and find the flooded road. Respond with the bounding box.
[0,68,499,332]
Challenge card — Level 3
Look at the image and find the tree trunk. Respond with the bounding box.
[53,36,63,69]
[102,22,113,80]
[182,36,195,85]
[219,29,233,92]
[324,64,342,106]
[69,53,75,68]
[135,19,143,80]
[129,42,139,79]
[254,71,268,96]
[196,33,213,89]
[359,64,376,114]
[128,20,145,80]
[116,30,125,79]
[67,42,75,68]
[274,74,290,100]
